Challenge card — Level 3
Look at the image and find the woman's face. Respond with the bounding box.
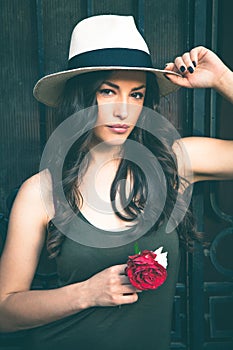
[94,70,146,145]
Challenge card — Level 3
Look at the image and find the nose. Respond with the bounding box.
[113,102,128,120]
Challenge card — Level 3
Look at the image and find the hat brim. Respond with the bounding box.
[33,66,181,107]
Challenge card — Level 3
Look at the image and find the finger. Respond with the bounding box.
[119,276,142,293]
[121,284,140,294]
[175,53,195,74]
[110,264,127,275]
[181,52,195,73]
[189,46,208,66]
[174,56,186,73]
[164,62,178,73]
[187,49,198,68]
[120,275,131,284]
[120,292,139,304]
[118,264,128,274]
[161,72,191,88]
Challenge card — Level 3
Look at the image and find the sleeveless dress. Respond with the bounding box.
[24,213,180,350]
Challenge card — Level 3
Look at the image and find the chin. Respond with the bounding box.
[104,137,127,146]
[92,132,128,145]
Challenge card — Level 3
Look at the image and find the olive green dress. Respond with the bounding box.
[25,214,180,350]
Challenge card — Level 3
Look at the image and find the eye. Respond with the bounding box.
[131,92,144,100]
[98,88,115,96]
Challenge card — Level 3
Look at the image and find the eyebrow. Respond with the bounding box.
[102,81,146,91]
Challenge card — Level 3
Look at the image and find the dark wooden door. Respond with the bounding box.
[0,1,232,349]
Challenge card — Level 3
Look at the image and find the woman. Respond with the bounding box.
[0,15,232,350]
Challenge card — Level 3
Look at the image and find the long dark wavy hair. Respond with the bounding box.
[46,70,199,259]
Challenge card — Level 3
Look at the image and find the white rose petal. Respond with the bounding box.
[153,246,168,269]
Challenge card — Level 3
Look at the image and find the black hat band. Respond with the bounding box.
[68,48,153,70]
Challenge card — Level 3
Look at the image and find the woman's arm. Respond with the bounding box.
[0,173,138,332]
[174,137,233,183]
[166,46,233,182]
[165,46,233,103]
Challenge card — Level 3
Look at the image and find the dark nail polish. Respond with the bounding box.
[192,61,197,67]
[188,66,194,73]
[180,65,185,73]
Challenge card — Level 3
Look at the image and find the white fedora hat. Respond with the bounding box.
[33,15,180,107]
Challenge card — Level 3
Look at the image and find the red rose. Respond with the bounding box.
[125,250,167,291]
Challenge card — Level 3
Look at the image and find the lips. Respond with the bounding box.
[107,124,130,134]
[107,124,129,129]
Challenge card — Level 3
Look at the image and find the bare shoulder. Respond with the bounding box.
[0,170,54,297]
[16,169,55,221]
[19,169,52,192]
[2,170,54,270]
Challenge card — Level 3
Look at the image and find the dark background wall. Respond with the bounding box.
[0,1,232,349]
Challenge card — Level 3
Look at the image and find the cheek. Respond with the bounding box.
[96,104,113,124]
[130,104,143,123]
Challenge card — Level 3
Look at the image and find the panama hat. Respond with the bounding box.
[33,15,180,107]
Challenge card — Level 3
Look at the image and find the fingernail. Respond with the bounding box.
[188,66,194,73]
[180,65,186,73]
[192,61,197,67]
[163,73,171,81]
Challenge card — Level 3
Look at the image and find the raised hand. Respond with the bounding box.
[164,46,231,90]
